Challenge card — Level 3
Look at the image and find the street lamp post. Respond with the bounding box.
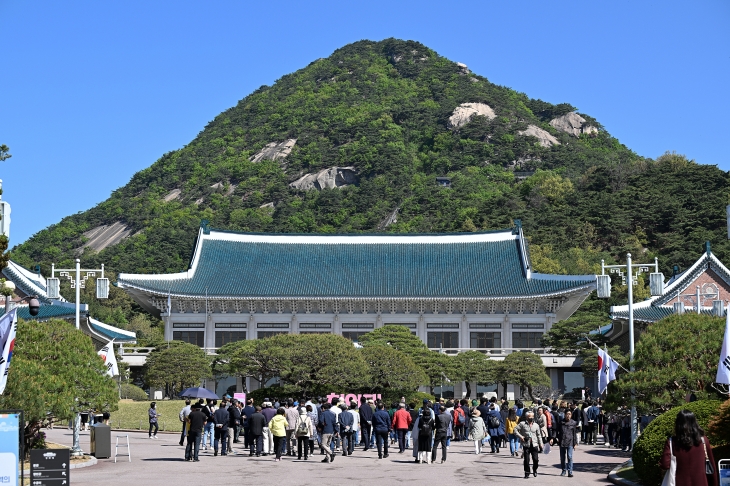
[47,258,109,456]
[598,254,662,448]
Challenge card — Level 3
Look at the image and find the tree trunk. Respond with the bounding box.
[464,381,472,399]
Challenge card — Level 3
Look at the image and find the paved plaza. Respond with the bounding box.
[45,428,628,485]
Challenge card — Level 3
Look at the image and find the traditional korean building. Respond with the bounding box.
[118,221,597,397]
[1,260,137,348]
[608,242,730,350]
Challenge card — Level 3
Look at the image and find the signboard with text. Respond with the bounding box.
[30,448,70,486]
[326,393,381,404]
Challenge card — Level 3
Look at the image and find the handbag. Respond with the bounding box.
[661,438,676,486]
[543,442,551,455]
[702,436,715,475]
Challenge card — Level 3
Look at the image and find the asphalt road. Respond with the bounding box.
[44,428,628,485]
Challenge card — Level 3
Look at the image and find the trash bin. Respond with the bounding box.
[90,423,112,458]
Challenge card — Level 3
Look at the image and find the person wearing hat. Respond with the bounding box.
[467,408,488,454]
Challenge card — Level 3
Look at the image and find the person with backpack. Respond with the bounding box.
[294,406,313,460]
[417,408,435,464]
[452,403,467,442]
[467,408,488,454]
[584,401,599,445]
[486,403,505,453]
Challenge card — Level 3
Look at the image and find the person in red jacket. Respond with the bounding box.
[392,403,413,453]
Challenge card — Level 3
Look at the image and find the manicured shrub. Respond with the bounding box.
[707,399,730,445]
[632,400,724,486]
[120,383,150,401]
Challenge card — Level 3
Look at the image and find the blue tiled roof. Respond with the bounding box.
[88,321,136,342]
[118,229,595,299]
[0,305,76,320]
[610,306,717,322]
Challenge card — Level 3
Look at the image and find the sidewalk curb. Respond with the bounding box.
[70,456,97,470]
[608,459,641,486]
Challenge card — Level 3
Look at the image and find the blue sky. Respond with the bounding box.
[1,0,728,245]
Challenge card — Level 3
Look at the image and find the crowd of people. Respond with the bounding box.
[147,393,648,478]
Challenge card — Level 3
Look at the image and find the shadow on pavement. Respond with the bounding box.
[142,458,187,461]
[584,449,632,458]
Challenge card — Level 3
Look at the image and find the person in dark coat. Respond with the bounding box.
[555,409,578,477]
[185,404,207,462]
[248,406,266,456]
[486,404,505,453]
[242,398,256,450]
[431,405,452,463]
[359,397,374,451]
[372,402,392,459]
[660,410,719,486]
[213,403,230,456]
[228,400,242,454]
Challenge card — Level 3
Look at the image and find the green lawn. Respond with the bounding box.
[109,400,187,432]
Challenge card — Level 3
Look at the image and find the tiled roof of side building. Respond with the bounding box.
[118,227,596,299]
[0,304,76,320]
[610,306,717,322]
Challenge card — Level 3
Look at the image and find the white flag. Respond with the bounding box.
[716,304,730,385]
[98,339,119,377]
[167,293,172,317]
[598,348,619,394]
[0,309,18,395]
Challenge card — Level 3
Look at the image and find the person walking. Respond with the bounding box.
[148,402,160,439]
[358,396,373,451]
[227,399,242,455]
[431,405,451,464]
[555,409,578,477]
[506,408,520,457]
[486,403,505,453]
[242,398,255,450]
[338,403,355,456]
[318,402,337,463]
[417,408,435,464]
[392,402,412,454]
[306,404,319,457]
[467,408,487,454]
[213,402,230,456]
[372,402,392,459]
[268,407,288,462]
[285,400,299,456]
[248,406,266,457]
[294,406,313,460]
[536,407,548,448]
[660,410,719,486]
[201,400,216,451]
[185,403,206,462]
[178,399,192,446]
[347,402,360,454]
[514,411,543,478]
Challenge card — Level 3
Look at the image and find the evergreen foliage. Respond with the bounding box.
[144,341,212,397]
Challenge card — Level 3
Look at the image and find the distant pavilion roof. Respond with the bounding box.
[118,223,596,301]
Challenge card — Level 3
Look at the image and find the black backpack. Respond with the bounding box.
[489,414,501,429]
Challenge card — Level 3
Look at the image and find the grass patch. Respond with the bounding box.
[108,399,188,432]
[616,463,641,482]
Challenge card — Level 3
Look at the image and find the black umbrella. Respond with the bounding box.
[179,387,219,399]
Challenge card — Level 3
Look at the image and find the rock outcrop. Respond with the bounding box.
[290,167,358,191]
[163,189,181,202]
[210,182,236,196]
[448,102,497,129]
[518,125,560,147]
[549,112,597,137]
[82,222,132,252]
[456,62,470,75]
[249,139,297,164]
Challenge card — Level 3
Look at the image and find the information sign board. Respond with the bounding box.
[30,449,70,486]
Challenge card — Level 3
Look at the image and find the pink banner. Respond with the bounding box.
[326,393,381,404]
[234,393,246,403]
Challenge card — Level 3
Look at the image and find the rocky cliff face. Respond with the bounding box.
[249,139,297,164]
[549,113,597,137]
[290,167,358,191]
[447,102,497,129]
[519,125,560,147]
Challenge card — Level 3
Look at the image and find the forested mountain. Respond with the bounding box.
[11,38,730,327]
